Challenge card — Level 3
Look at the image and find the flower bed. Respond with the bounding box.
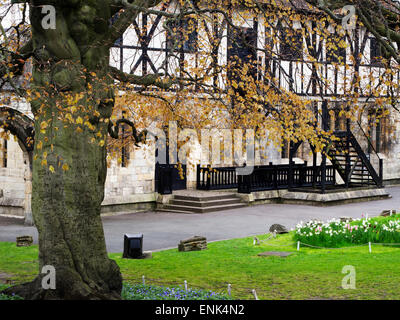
[293,214,400,248]
[122,284,232,300]
[0,283,231,300]
[0,285,23,300]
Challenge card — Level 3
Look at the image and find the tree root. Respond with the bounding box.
[1,268,122,300]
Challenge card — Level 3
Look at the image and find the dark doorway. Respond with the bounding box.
[154,129,187,194]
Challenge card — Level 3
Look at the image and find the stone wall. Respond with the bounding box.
[0,137,25,200]
[3,96,400,220]
[0,134,26,216]
[102,144,156,211]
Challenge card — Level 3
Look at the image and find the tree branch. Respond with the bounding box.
[108,118,147,146]
[105,0,165,48]
[109,65,175,89]
[0,107,34,152]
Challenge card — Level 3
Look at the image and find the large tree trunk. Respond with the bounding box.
[3,1,123,299]
[4,102,122,299]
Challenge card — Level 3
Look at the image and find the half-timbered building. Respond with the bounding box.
[1,0,400,221]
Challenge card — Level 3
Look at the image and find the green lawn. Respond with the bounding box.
[1,234,400,299]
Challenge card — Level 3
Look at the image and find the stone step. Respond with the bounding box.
[170,198,242,207]
[157,208,198,214]
[161,202,247,214]
[173,193,238,202]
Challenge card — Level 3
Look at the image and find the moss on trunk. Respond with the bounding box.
[3,1,123,299]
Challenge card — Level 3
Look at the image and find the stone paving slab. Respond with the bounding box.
[0,186,399,253]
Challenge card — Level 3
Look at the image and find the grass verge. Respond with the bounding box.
[1,233,400,299]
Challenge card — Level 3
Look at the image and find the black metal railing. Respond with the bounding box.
[237,163,335,193]
[196,165,238,190]
[196,163,336,193]
[155,163,187,195]
[333,131,383,187]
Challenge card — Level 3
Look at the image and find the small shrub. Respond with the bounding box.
[293,214,400,248]
[122,284,232,300]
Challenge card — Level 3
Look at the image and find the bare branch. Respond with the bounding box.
[109,65,175,89]
[0,107,34,152]
[108,118,147,146]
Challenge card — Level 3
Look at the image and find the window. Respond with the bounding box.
[0,139,7,168]
[281,139,300,159]
[326,34,346,63]
[166,17,198,53]
[281,139,290,159]
[279,27,303,60]
[328,103,347,131]
[368,108,390,154]
[370,37,383,66]
[227,26,257,94]
[121,143,130,168]
[110,13,122,46]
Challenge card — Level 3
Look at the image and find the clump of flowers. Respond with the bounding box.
[293,214,400,248]
[0,285,23,300]
[121,284,232,300]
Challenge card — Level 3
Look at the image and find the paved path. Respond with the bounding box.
[1,186,400,253]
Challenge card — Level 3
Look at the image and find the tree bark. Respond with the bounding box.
[2,1,123,299]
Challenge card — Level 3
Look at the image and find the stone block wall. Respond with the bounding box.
[0,135,25,216]
[0,135,25,201]
[103,144,156,209]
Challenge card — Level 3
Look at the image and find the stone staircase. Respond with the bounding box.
[157,193,246,214]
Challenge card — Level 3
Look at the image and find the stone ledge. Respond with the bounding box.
[101,193,156,206]
[280,188,390,203]
[0,197,24,207]
[156,193,174,205]
[100,193,157,216]
[244,188,391,206]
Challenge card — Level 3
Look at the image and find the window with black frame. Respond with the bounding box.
[166,17,198,53]
[281,138,300,159]
[326,33,346,63]
[110,13,122,47]
[327,103,347,132]
[0,139,7,168]
[281,139,290,159]
[227,26,257,95]
[370,37,383,66]
[279,26,303,60]
[367,108,390,154]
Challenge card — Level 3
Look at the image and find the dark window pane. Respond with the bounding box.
[279,27,302,60]
[227,26,257,95]
[326,34,346,63]
[166,18,198,53]
[110,13,122,46]
[370,37,383,66]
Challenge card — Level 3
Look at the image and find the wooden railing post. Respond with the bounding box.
[206,167,211,190]
[196,164,201,190]
[288,142,294,189]
[312,151,317,188]
[300,161,307,186]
